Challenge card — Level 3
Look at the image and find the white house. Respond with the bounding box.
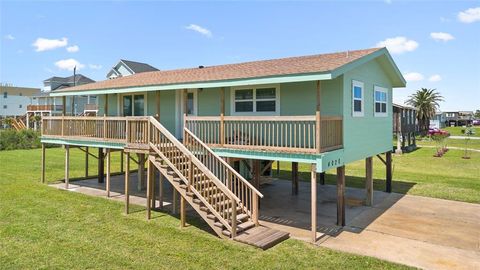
[0,85,41,118]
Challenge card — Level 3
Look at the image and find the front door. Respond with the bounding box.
[176,89,197,138]
[122,94,145,116]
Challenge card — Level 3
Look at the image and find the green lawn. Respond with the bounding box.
[416,137,480,150]
[0,148,409,269]
[444,126,480,137]
[274,147,480,203]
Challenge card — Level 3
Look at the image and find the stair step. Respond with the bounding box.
[224,206,243,215]
[186,191,194,197]
[179,184,187,190]
[200,205,210,212]
[206,213,216,220]
[172,177,181,182]
[192,198,202,204]
[222,221,255,237]
[214,221,225,228]
[167,171,177,176]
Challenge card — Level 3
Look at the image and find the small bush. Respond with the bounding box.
[0,129,42,150]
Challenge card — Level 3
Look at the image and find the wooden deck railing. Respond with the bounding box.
[42,116,149,144]
[27,105,63,111]
[185,115,343,153]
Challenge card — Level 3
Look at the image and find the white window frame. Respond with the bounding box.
[230,84,280,116]
[374,85,388,117]
[352,80,364,117]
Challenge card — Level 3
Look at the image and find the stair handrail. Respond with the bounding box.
[148,117,239,203]
[184,127,263,198]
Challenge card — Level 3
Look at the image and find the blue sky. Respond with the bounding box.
[1,0,479,111]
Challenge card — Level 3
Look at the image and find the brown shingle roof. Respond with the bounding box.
[58,48,383,92]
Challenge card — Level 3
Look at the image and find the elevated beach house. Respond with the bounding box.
[40,47,406,248]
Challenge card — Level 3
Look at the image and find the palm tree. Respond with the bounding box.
[406,88,443,135]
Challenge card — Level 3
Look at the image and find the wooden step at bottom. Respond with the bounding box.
[214,221,224,228]
[234,226,290,250]
[221,221,255,237]
[206,214,216,220]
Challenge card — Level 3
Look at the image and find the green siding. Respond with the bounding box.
[158,90,176,135]
[342,59,393,163]
[197,87,221,116]
[280,79,342,116]
[97,94,118,116]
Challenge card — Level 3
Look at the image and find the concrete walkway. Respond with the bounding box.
[50,174,480,270]
[450,136,480,140]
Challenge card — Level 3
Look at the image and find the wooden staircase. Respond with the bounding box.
[146,117,289,249]
[11,117,27,131]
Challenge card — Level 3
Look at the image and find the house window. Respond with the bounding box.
[3,92,7,98]
[3,105,6,109]
[122,94,145,116]
[374,86,387,117]
[19,104,22,108]
[232,85,279,115]
[352,80,364,117]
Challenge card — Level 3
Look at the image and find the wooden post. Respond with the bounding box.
[146,159,152,220]
[253,160,261,189]
[365,157,373,206]
[85,147,89,178]
[311,163,317,243]
[41,144,46,183]
[292,162,298,195]
[337,165,345,226]
[125,152,130,215]
[106,148,111,197]
[386,151,392,193]
[180,196,186,227]
[252,193,259,226]
[231,200,237,238]
[62,96,66,115]
[320,172,325,185]
[276,160,280,176]
[98,148,104,183]
[316,80,322,153]
[151,165,156,209]
[155,91,160,120]
[65,145,70,189]
[159,173,164,210]
[138,154,145,191]
[120,150,124,173]
[220,87,225,146]
[104,94,108,116]
[172,189,178,215]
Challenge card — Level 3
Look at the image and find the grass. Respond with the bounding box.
[0,148,410,269]
[444,126,480,137]
[416,137,480,150]
[273,147,480,204]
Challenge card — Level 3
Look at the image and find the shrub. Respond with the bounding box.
[0,129,42,150]
[428,129,450,157]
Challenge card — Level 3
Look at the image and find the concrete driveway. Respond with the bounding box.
[319,194,480,270]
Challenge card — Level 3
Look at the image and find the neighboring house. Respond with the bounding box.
[106,59,159,79]
[443,111,474,127]
[0,84,41,119]
[41,47,406,247]
[393,103,417,153]
[430,111,445,129]
[41,74,97,115]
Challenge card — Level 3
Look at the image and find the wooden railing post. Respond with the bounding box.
[126,119,130,143]
[220,87,225,146]
[61,116,64,136]
[103,115,107,140]
[231,200,237,238]
[316,80,322,153]
[252,194,259,226]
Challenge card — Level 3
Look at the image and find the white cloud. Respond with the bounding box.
[33,37,68,52]
[430,32,455,42]
[89,64,102,70]
[54,58,85,71]
[185,24,212,37]
[5,34,15,40]
[403,72,424,82]
[376,36,418,54]
[66,45,79,52]
[458,7,480,23]
[428,74,442,82]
